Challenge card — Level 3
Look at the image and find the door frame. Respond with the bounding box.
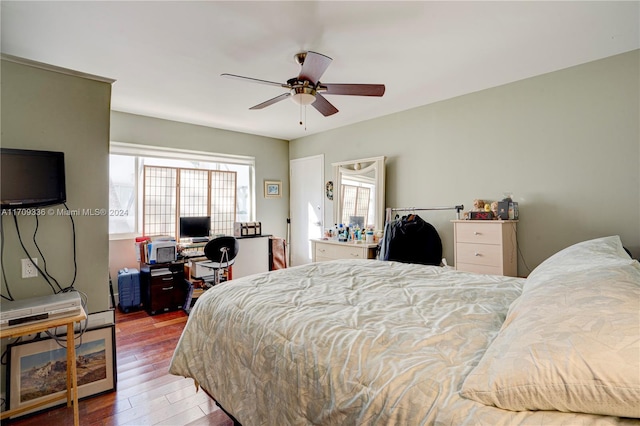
[289,154,324,266]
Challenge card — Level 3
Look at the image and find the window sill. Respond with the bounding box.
[109,232,140,241]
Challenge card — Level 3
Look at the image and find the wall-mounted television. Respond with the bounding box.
[179,216,211,239]
[1,148,67,209]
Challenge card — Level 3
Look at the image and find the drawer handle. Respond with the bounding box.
[162,286,174,291]
[161,277,173,281]
[474,231,481,235]
[350,253,360,257]
[319,248,326,252]
[474,252,481,256]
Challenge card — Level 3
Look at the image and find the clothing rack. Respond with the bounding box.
[385,205,465,222]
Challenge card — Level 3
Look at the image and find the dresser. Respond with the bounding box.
[452,220,518,276]
[311,239,378,262]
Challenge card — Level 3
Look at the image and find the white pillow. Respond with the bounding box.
[460,237,640,418]
[525,235,632,284]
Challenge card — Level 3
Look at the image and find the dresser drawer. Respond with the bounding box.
[456,242,503,267]
[455,262,503,276]
[452,220,518,277]
[149,279,181,313]
[314,244,331,259]
[315,243,364,260]
[314,255,334,263]
[334,244,368,259]
[312,240,377,262]
[455,222,502,245]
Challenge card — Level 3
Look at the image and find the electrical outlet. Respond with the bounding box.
[21,258,38,278]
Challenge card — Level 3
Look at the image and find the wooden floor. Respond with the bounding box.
[6,309,235,426]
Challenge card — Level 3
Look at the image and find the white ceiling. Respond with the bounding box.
[2,1,638,141]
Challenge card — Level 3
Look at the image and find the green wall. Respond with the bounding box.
[110,111,290,241]
[290,50,640,273]
[1,58,112,312]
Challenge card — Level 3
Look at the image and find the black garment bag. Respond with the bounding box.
[383,214,442,266]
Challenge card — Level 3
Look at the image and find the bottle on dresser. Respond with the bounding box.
[338,224,347,242]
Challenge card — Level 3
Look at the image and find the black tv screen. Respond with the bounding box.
[1,148,67,209]
[179,216,211,238]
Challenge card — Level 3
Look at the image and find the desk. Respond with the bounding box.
[181,235,272,280]
[0,309,87,425]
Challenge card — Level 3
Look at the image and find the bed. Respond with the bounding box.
[170,236,640,425]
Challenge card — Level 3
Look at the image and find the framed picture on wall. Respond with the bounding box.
[7,325,116,417]
[264,180,282,198]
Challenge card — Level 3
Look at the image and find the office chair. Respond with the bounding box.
[201,236,239,285]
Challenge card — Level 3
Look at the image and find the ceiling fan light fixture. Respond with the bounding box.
[223,51,384,117]
[290,86,316,105]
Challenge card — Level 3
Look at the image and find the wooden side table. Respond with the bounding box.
[0,309,87,425]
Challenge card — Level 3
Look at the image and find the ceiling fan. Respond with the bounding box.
[221,51,385,117]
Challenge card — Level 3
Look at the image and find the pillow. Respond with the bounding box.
[460,237,640,418]
[525,235,632,284]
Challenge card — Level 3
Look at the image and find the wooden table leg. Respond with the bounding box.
[66,323,80,426]
[0,311,86,424]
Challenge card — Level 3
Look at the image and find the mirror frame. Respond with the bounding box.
[332,156,386,232]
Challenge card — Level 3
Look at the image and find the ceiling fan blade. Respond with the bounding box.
[221,73,289,88]
[311,93,339,117]
[249,92,291,110]
[322,83,386,97]
[298,51,333,83]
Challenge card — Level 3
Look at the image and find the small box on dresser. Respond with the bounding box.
[234,222,261,237]
[452,220,518,277]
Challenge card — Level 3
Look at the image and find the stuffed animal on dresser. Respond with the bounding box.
[472,199,485,211]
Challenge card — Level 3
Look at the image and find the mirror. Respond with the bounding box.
[332,156,385,232]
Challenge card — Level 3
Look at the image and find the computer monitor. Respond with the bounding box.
[179,216,211,239]
[349,216,365,229]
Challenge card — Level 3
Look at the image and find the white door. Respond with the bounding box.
[290,155,324,266]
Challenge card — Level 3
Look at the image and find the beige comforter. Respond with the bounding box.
[169,259,636,425]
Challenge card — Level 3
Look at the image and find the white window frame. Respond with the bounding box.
[109,142,255,240]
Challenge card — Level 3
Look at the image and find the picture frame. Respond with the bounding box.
[7,325,116,417]
[325,181,334,201]
[264,180,282,198]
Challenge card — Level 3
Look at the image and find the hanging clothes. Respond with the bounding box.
[380,214,442,266]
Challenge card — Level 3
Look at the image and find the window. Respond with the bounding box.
[143,166,177,237]
[340,184,371,227]
[208,169,237,235]
[143,166,237,237]
[109,155,137,234]
[109,142,254,239]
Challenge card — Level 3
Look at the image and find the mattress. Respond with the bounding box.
[170,254,638,425]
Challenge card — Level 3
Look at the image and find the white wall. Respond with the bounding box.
[290,50,640,274]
